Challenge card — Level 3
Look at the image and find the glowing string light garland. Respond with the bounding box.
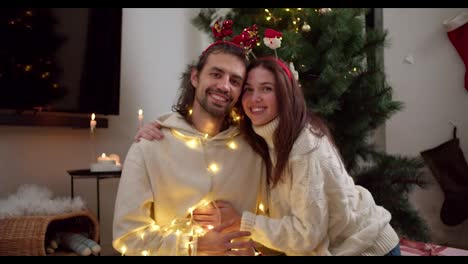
[117,109,264,256]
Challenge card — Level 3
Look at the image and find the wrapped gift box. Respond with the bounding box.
[400,238,468,256]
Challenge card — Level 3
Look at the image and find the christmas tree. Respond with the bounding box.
[193,8,431,242]
[0,8,67,112]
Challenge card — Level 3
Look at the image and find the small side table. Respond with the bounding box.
[67,169,121,222]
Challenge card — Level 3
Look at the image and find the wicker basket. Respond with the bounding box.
[0,210,99,256]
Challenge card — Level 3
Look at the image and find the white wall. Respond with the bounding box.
[384,8,468,249]
[0,8,207,255]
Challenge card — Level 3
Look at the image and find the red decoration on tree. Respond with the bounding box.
[231,24,259,53]
[264,28,282,38]
[211,19,233,40]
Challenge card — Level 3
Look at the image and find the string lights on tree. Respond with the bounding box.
[263,8,332,33]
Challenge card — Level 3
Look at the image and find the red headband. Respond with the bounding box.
[275,58,293,82]
[201,40,243,57]
[262,57,293,82]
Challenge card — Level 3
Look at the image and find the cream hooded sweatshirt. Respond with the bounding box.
[113,112,266,255]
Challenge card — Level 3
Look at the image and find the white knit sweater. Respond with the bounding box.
[240,118,399,256]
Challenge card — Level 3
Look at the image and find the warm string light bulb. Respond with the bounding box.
[230,109,241,122]
[41,72,50,78]
[151,223,160,231]
[120,245,127,256]
[208,163,219,173]
[194,226,205,236]
[348,67,359,75]
[185,139,198,149]
[258,203,265,213]
[227,141,237,150]
[187,206,195,215]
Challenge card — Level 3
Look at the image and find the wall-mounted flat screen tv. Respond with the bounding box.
[0,8,121,115]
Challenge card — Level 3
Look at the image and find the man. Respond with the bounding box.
[113,41,267,256]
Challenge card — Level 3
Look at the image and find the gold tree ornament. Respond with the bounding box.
[301,22,311,32]
[319,8,332,14]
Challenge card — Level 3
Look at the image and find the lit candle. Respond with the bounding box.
[109,154,121,166]
[97,153,116,164]
[90,113,97,133]
[138,109,144,129]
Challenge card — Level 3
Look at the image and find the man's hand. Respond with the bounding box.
[215,201,242,231]
[134,121,164,142]
[193,201,241,233]
[197,220,255,256]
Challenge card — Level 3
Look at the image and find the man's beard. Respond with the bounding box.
[196,88,233,117]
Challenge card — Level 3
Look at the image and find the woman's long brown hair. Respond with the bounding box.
[240,57,334,188]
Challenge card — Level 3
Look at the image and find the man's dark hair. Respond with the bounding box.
[172,43,249,125]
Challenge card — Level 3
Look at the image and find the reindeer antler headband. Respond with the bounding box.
[202,19,260,60]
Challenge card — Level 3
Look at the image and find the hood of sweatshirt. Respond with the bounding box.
[156,112,240,142]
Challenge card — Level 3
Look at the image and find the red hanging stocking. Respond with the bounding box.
[444,12,468,92]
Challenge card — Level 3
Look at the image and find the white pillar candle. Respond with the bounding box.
[109,154,121,165]
[97,153,116,164]
[90,113,97,133]
[138,109,144,129]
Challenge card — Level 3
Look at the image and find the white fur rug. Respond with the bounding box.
[0,184,85,219]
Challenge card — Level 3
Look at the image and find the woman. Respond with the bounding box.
[136,56,401,256]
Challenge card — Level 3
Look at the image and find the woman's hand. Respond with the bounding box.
[134,121,164,142]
